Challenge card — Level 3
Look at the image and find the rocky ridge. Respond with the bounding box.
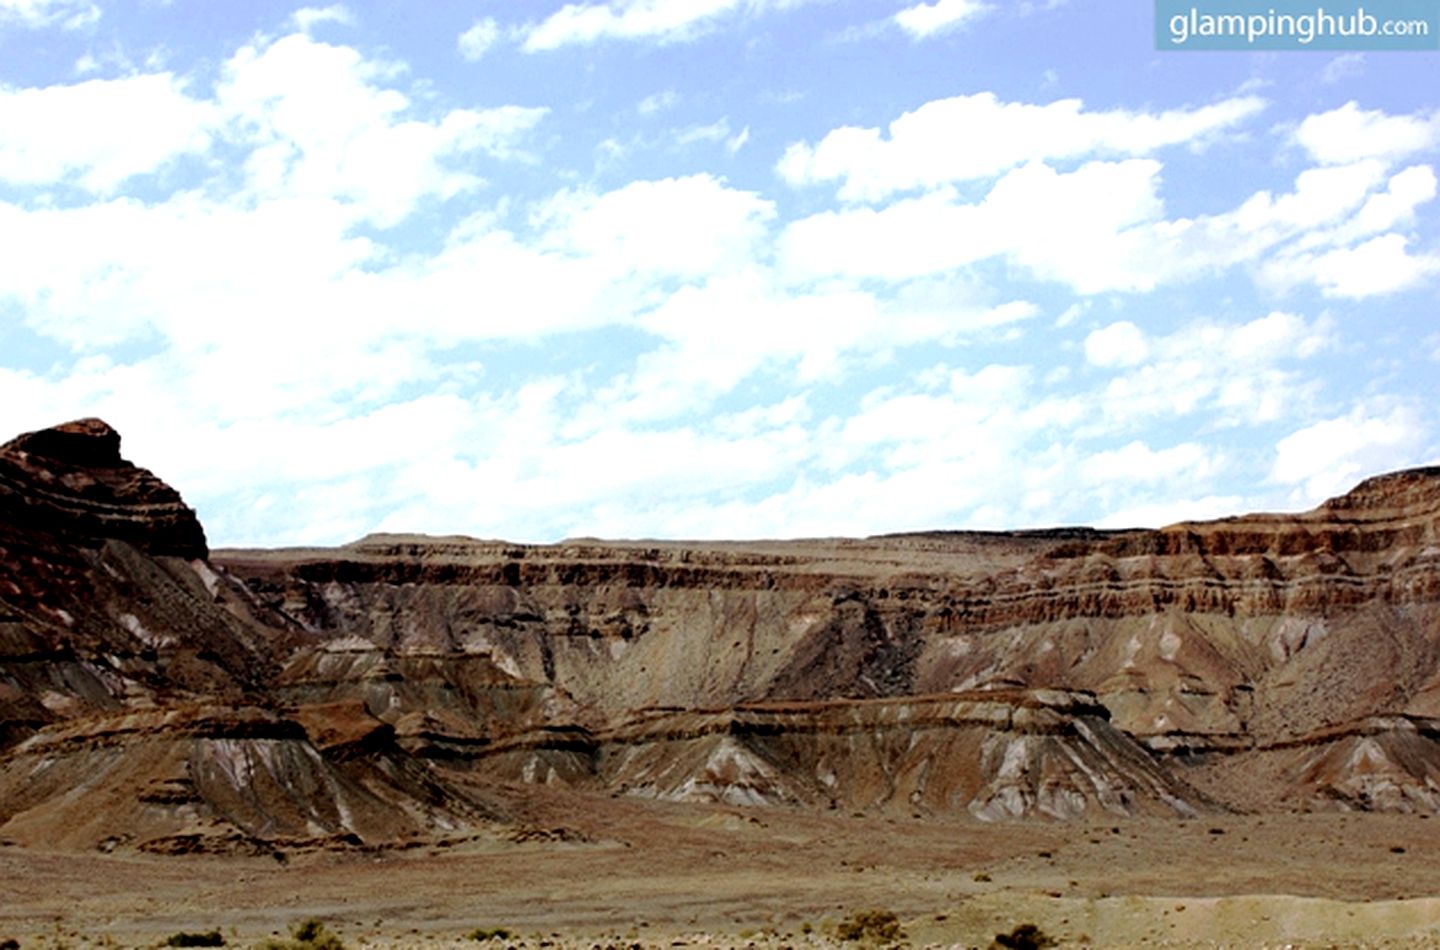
[2,419,1440,854]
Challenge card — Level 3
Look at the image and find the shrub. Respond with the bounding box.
[834,909,903,944]
[255,918,345,950]
[466,927,513,942]
[166,931,225,947]
[992,922,1055,949]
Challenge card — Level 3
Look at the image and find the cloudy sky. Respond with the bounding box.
[1,0,1437,547]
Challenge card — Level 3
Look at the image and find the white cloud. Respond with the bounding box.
[777,92,1266,202]
[894,0,993,39]
[291,5,354,33]
[1294,101,1440,166]
[1084,321,1148,368]
[1159,160,1440,298]
[1093,312,1334,429]
[217,32,547,225]
[533,174,775,279]
[1320,52,1365,85]
[778,158,1168,292]
[522,0,752,51]
[0,28,559,363]
[1093,495,1245,530]
[0,0,96,29]
[637,90,678,115]
[458,17,501,61]
[777,145,1438,298]
[0,12,1433,552]
[567,270,1035,431]
[0,74,214,191]
[1271,404,1427,505]
[1262,233,1440,299]
[673,119,733,147]
[1080,441,1218,486]
[1349,164,1438,235]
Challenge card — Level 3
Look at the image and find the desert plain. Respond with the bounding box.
[6,802,1440,947]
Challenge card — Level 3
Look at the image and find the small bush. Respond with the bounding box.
[992,922,1055,949]
[255,919,345,950]
[466,927,513,942]
[166,931,225,947]
[835,909,903,944]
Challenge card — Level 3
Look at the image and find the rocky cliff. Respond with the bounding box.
[3,419,1439,854]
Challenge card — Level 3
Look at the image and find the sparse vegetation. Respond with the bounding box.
[166,931,225,947]
[834,908,904,944]
[466,926,513,942]
[255,919,345,950]
[992,922,1055,949]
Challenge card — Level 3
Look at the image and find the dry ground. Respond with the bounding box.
[4,788,1440,948]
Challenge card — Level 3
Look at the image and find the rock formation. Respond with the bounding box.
[0,418,207,559]
[2,418,1440,854]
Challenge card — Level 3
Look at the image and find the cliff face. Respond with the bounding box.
[0,421,510,851]
[3,419,1440,854]
[222,471,1440,746]
[219,467,1440,816]
[0,419,296,747]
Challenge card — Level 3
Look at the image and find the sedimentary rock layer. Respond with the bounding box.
[4,418,1440,847]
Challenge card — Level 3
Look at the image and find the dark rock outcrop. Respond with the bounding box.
[0,418,207,559]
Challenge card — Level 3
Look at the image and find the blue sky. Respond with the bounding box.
[1,0,1437,547]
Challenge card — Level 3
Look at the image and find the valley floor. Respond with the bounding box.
[3,791,1440,948]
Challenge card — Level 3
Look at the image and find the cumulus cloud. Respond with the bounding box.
[1294,101,1440,166]
[1080,441,1219,487]
[778,159,1168,291]
[519,0,815,51]
[0,15,1434,548]
[532,174,776,278]
[458,17,501,61]
[217,33,547,224]
[637,90,678,115]
[1319,52,1365,85]
[1262,233,1440,299]
[893,0,993,38]
[0,0,97,30]
[1090,312,1335,429]
[0,74,215,191]
[775,134,1440,299]
[291,5,354,32]
[1084,322,1149,368]
[0,28,552,361]
[1271,404,1428,505]
[777,92,1266,202]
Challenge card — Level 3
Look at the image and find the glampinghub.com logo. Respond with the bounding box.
[1156,1,1439,49]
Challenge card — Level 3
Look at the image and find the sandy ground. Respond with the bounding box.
[4,793,1440,948]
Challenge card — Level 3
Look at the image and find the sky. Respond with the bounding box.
[0,0,1437,547]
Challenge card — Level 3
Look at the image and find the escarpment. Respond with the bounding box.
[4,418,1440,854]
[221,473,1440,744]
